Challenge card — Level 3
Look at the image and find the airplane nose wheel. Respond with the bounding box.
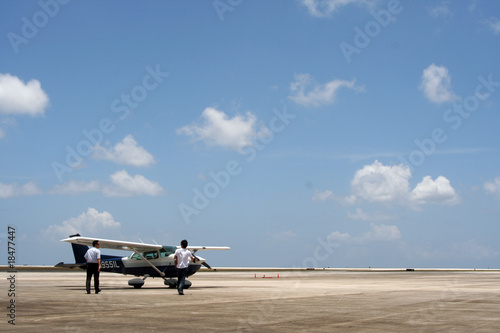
[128,278,145,289]
[128,274,149,289]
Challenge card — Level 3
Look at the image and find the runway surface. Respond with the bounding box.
[2,270,500,332]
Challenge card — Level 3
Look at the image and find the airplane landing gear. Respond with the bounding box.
[128,278,145,289]
[163,278,191,289]
[128,274,150,289]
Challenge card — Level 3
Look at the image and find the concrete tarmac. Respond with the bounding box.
[2,270,500,332]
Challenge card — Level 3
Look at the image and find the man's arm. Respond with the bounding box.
[97,249,101,271]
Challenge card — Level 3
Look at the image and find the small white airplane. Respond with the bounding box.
[56,234,230,289]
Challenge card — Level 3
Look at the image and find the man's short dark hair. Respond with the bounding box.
[181,239,188,248]
[93,240,99,247]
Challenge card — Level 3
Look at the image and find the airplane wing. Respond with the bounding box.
[186,246,231,252]
[183,246,230,269]
[185,246,231,265]
[61,236,162,252]
[61,236,230,273]
[55,262,86,269]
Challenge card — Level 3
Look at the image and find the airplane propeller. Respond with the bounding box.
[193,254,212,269]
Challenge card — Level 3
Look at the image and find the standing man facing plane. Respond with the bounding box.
[174,239,194,295]
[84,240,101,294]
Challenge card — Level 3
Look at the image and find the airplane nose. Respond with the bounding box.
[194,256,212,269]
[195,256,206,263]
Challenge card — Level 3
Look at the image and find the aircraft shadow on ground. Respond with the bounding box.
[61,285,226,291]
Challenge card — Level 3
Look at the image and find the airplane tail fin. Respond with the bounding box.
[69,233,88,264]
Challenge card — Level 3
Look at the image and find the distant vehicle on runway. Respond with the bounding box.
[55,234,230,289]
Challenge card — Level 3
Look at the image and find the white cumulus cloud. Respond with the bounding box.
[289,73,363,107]
[0,181,42,198]
[351,161,412,203]
[0,73,49,116]
[420,64,459,104]
[351,161,460,206]
[177,107,269,151]
[43,207,121,238]
[484,176,500,198]
[92,135,155,167]
[102,170,164,197]
[316,160,460,207]
[410,175,460,205]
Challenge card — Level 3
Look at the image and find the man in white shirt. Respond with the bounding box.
[174,239,194,295]
[84,240,101,294]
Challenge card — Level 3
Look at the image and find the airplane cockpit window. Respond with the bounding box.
[144,251,158,259]
[160,246,176,258]
[130,251,159,260]
[130,247,176,260]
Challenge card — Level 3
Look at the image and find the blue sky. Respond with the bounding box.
[1,0,500,268]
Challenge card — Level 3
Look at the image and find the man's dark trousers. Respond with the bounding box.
[86,263,100,293]
[177,267,188,293]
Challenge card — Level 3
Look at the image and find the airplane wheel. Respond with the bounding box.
[184,280,192,289]
[164,278,177,288]
[128,278,145,289]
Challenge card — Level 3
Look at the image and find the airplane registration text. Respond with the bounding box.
[101,261,119,269]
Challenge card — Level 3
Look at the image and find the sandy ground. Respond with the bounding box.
[1,269,500,332]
